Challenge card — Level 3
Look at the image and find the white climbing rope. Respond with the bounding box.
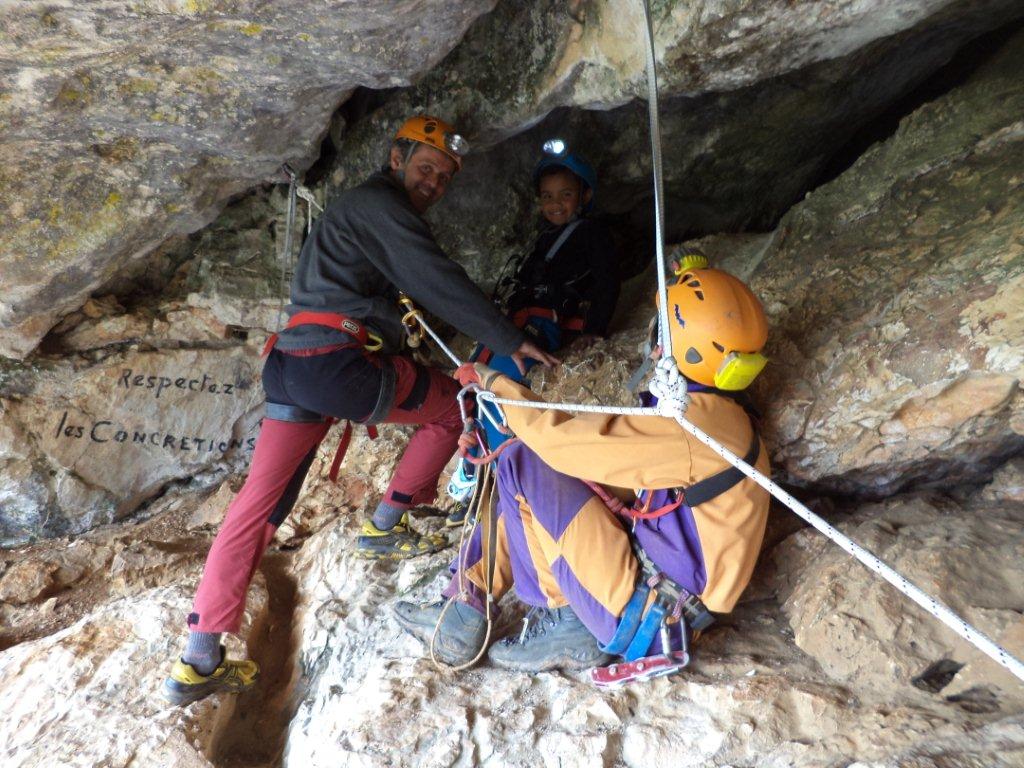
[640,0,673,361]
[400,303,463,367]
[296,182,324,237]
[478,363,1024,683]
[276,165,325,327]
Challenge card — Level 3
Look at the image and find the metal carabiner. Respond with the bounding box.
[398,293,425,348]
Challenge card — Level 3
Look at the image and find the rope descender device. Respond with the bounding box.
[398,292,425,349]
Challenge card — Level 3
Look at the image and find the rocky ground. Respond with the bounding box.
[1,342,1022,767]
[3,3,1024,766]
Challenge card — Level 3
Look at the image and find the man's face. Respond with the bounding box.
[390,143,457,213]
[538,169,590,226]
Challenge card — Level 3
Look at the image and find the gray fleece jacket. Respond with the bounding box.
[276,169,525,356]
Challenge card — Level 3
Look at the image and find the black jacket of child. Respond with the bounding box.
[508,217,620,336]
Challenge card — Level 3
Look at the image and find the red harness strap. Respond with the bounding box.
[328,422,379,482]
[262,311,370,356]
[262,311,378,482]
[583,481,683,521]
[511,306,586,333]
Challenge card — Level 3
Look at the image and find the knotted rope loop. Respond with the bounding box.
[649,356,689,418]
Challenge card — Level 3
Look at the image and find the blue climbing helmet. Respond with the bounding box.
[532,138,597,211]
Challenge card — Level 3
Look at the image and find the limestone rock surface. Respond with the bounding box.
[281,501,1024,767]
[701,27,1024,496]
[980,457,1024,504]
[0,339,263,545]
[772,493,1024,710]
[0,580,264,768]
[0,0,497,358]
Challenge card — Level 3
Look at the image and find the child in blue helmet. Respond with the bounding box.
[448,144,621,527]
[476,143,620,379]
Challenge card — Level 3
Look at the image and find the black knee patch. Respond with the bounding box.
[267,444,319,527]
[396,365,431,411]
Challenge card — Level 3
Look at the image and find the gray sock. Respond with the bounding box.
[371,501,407,531]
[183,631,222,675]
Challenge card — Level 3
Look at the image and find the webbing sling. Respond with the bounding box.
[681,430,760,508]
[543,219,582,262]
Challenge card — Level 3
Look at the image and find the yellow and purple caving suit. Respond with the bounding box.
[444,372,771,653]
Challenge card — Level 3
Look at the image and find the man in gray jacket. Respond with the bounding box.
[163,115,556,706]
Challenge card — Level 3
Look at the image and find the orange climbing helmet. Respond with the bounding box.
[657,268,769,390]
[394,115,468,171]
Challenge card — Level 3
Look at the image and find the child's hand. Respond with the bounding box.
[512,340,559,375]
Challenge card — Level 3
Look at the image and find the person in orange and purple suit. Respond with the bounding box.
[396,268,772,672]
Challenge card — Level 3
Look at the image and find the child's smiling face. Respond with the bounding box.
[538,169,590,226]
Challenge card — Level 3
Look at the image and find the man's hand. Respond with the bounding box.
[511,340,560,376]
[455,362,501,389]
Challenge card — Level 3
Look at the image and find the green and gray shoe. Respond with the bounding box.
[444,500,475,528]
[161,647,259,706]
[356,512,447,560]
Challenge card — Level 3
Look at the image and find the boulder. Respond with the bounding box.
[698,27,1024,495]
[0,0,498,358]
[0,580,265,768]
[0,342,263,545]
[772,493,1024,710]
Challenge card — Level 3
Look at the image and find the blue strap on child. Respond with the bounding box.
[600,582,649,656]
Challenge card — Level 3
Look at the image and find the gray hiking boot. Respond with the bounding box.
[488,605,612,672]
[394,598,488,667]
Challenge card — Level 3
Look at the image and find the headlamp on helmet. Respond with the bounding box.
[542,137,567,156]
[394,115,467,170]
[532,139,598,209]
[445,132,469,158]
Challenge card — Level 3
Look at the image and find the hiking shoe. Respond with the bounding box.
[394,598,488,667]
[410,505,447,518]
[161,647,259,706]
[488,605,612,672]
[356,512,448,560]
[444,500,475,528]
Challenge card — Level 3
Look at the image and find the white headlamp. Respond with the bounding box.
[542,138,567,156]
[445,133,469,157]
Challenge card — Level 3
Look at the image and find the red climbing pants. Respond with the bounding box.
[188,353,462,633]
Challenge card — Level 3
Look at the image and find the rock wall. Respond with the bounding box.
[0,0,498,358]
[0,316,264,545]
[5,1,1024,358]
[698,26,1024,496]
[325,1,1024,283]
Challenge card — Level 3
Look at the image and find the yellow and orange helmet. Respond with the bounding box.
[394,115,468,171]
[657,268,769,390]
